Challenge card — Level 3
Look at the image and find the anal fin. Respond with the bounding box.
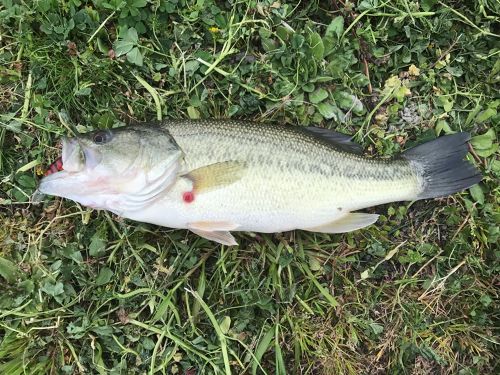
[304,213,379,233]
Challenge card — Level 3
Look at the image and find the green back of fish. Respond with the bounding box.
[160,119,419,212]
[162,119,411,180]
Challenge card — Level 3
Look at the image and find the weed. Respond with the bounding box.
[0,0,499,374]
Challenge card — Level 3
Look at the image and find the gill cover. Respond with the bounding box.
[38,125,183,214]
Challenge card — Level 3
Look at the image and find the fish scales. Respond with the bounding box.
[148,120,419,231]
[165,119,414,179]
[37,119,482,244]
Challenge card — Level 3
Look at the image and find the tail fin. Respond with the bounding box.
[402,132,482,200]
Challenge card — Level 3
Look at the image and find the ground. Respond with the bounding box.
[0,0,499,374]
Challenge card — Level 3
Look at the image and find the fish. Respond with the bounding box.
[37,120,482,245]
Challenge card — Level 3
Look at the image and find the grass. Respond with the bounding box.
[0,0,499,374]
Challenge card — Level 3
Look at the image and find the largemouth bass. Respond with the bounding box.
[38,120,482,245]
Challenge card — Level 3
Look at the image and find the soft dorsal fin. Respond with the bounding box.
[303,212,379,233]
[184,161,246,194]
[304,127,363,154]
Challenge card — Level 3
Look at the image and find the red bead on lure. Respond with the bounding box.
[44,157,64,176]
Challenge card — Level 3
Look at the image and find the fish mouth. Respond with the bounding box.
[37,137,87,199]
[61,137,85,173]
[42,137,85,181]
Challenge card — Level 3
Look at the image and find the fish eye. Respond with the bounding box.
[93,131,112,145]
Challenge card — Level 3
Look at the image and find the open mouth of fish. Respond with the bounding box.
[44,138,86,177]
[33,138,87,202]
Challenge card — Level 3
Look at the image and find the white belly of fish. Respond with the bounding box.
[121,169,416,234]
[122,172,343,233]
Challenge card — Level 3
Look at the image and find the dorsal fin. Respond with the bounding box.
[304,127,363,154]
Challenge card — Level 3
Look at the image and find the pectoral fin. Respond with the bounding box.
[184,161,246,194]
[304,213,379,233]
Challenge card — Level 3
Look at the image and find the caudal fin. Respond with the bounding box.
[402,132,482,200]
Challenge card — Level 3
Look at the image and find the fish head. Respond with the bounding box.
[38,125,182,211]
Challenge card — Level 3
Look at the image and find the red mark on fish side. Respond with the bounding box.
[44,157,64,176]
[183,191,195,203]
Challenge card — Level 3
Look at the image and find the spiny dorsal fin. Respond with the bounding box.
[184,161,246,194]
[303,212,379,233]
[304,127,363,154]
